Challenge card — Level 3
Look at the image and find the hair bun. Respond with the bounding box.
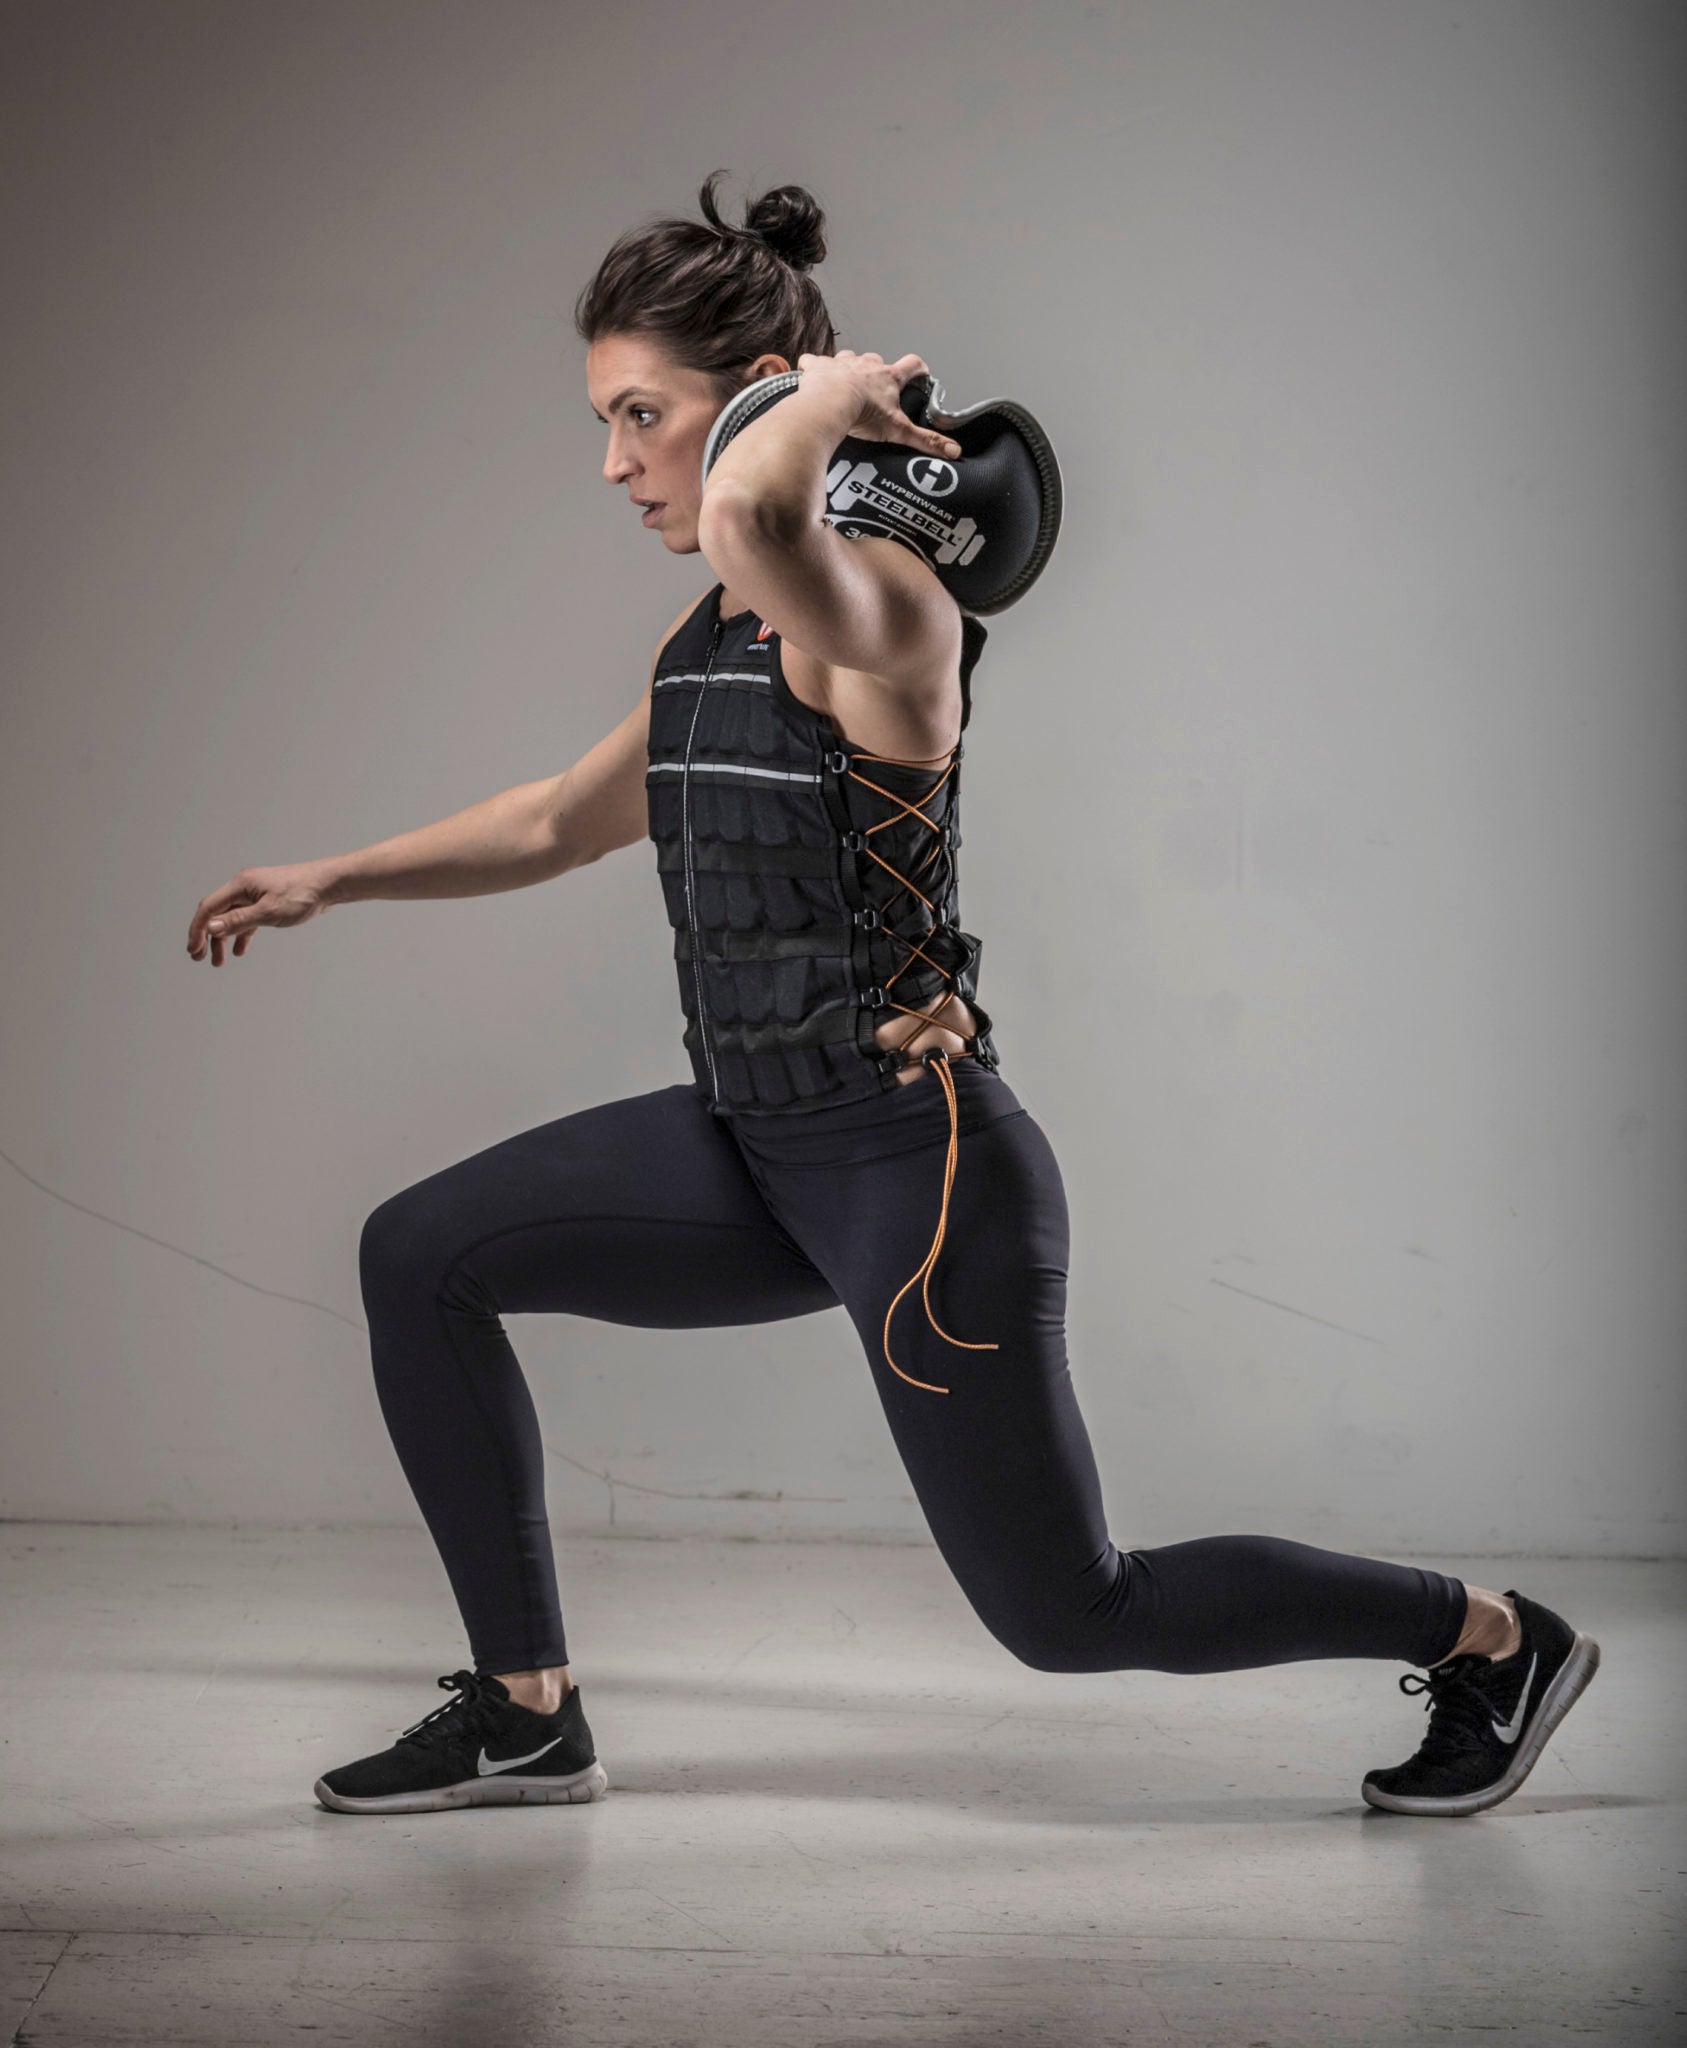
[744,184,827,272]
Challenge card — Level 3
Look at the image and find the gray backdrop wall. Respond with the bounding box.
[4,0,1682,1558]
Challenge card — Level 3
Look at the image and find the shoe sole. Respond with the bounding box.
[313,1758,609,1815]
[1361,1631,1601,1816]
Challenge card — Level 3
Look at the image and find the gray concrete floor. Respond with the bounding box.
[0,1524,1680,2046]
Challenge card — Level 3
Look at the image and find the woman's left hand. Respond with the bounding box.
[795,351,962,459]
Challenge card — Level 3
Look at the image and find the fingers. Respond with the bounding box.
[792,349,960,455]
[196,918,257,967]
[189,879,245,954]
[893,418,961,459]
[806,349,925,376]
[195,912,235,967]
[206,907,254,952]
[877,356,958,454]
[881,414,960,458]
[884,358,957,452]
[188,892,255,965]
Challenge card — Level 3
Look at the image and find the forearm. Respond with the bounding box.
[319,778,570,905]
[699,381,860,541]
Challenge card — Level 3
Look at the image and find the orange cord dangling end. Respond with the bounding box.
[881,1048,1001,1394]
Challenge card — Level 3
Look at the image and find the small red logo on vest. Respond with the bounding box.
[755,618,773,642]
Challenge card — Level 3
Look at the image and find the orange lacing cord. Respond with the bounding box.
[842,744,1000,1394]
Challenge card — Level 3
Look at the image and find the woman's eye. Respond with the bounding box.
[632,407,656,426]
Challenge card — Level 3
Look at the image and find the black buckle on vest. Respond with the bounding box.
[874,1047,907,1074]
[840,829,867,853]
[826,749,850,775]
[852,906,881,931]
[859,985,887,1009]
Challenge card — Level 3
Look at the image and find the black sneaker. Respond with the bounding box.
[314,1669,609,1815]
[1361,1588,1599,1815]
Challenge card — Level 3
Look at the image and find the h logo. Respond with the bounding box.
[905,454,960,498]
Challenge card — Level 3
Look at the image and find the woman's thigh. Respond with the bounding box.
[360,1080,842,1327]
[737,1106,1112,1646]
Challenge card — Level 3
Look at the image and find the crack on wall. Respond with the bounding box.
[0,1142,365,1333]
[543,1439,845,1528]
[1208,1275,1383,1346]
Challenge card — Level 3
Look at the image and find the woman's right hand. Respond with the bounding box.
[186,861,338,967]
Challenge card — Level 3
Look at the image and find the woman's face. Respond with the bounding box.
[588,332,788,556]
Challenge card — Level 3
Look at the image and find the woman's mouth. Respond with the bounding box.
[640,502,665,527]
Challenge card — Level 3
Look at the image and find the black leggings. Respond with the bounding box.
[358,1059,1466,1677]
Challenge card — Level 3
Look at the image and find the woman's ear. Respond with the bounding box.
[742,352,792,385]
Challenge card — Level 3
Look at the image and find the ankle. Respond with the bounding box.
[493,1665,574,1715]
[1433,1588,1521,1666]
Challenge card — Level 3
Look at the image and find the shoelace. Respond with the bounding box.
[842,744,999,1395]
[1396,1656,1509,1761]
[397,1668,508,1749]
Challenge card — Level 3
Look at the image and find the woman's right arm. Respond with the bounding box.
[186,601,692,965]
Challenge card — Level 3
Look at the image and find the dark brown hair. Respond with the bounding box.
[573,169,839,405]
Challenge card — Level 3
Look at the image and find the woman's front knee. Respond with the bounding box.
[358,1186,456,1298]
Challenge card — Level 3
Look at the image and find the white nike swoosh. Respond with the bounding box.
[1490,1651,1538,1743]
[477,1733,567,1776]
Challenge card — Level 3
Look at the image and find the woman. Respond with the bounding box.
[187,171,1597,1820]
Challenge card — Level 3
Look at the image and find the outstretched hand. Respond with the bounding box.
[186,861,338,966]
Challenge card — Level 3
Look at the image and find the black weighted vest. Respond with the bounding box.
[645,582,1002,1120]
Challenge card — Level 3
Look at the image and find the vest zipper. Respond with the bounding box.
[681,616,725,1103]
